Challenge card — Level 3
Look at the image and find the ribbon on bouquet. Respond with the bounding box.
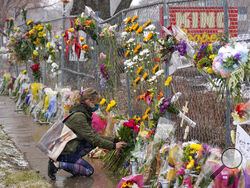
[63,30,69,62]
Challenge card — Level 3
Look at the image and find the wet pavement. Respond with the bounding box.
[0,96,120,188]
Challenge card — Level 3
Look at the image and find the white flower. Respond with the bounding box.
[139,49,150,56]
[52,63,59,69]
[148,75,156,82]
[124,59,131,66]
[133,55,139,61]
[127,38,135,43]
[109,24,117,31]
[155,69,164,76]
[121,32,128,39]
[47,56,53,64]
[145,25,156,31]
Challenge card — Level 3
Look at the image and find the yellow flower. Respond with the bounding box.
[67,40,71,44]
[123,43,127,47]
[38,31,44,38]
[38,25,44,31]
[62,33,65,37]
[165,76,172,86]
[56,35,60,39]
[125,17,131,24]
[145,107,151,115]
[51,50,55,53]
[43,33,47,37]
[208,44,213,53]
[125,50,130,57]
[186,160,195,169]
[29,29,35,35]
[134,77,140,85]
[13,27,17,31]
[204,67,213,74]
[80,36,84,42]
[152,64,159,74]
[110,100,116,107]
[27,20,32,25]
[142,72,148,80]
[137,66,143,75]
[100,98,106,105]
[133,23,139,31]
[136,117,141,122]
[131,15,138,23]
[125,27,129,32]
[22,70,27,75]
[46,42,51,48]
[106,104,111,112]
[142,114,148,120]
[209,54,216,60]
[190,144,203,151]
[133,44,141,54]
[21,45,24,48]
[144,19,151,27]
[68,28,75,32]
[33,50,39,56]
[136,26,143,34]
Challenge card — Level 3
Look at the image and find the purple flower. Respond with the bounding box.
[100,64,110,81]
[233,53,241,60]
[175,41,187,56]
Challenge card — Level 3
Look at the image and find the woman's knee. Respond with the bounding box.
[85,167,94,177]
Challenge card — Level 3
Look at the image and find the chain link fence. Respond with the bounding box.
[0,0,249,148]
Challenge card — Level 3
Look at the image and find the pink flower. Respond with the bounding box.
[183,177,192,188]
[98,52,106,61]
[99,33,104,37]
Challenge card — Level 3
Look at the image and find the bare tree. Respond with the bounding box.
[0,0,58,30]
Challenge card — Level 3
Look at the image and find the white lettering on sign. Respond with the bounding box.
[200,12,215,28]
[217,12,224,28]
[176,12,190,28]
[192,12,198,28]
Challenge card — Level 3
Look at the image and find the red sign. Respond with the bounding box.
[168,7,238,44]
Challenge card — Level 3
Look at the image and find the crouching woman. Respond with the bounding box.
[48,88,126,180]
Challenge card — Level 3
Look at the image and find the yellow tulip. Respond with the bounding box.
[110,100,116,107]
[100,98,106,105]
[165,76,172,86]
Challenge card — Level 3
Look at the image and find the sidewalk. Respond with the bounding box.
[0,96,120,188]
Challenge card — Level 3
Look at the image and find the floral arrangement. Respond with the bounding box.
[211,42,249,102]
[74,12,97,41]
[193,43,214,74]
[231,102,250,124]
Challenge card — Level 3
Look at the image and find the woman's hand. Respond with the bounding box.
[115,142,127,150]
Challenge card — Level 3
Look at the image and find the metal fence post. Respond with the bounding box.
[121,12,132,118]
[224,0,231,148]
[93,12,99,93]
[60,2,66,87]
[163,0,171,120]
[43,60,46,85]
[77,57,80,89]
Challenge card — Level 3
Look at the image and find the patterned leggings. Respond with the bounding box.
[57,142,94,176]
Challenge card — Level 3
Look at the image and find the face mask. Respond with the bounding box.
[91,104,99,112]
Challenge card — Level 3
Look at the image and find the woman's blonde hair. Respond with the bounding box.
[71,87,101,105]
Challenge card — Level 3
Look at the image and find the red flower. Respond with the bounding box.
[154,57,160,62]
[235,103,250,117]
[5,18,9,22]
[61,0,70,2]
[123,119,140,134]
[30,63,40,71]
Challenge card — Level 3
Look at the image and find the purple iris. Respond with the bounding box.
[100,64,110,81]
[175,41,187,56]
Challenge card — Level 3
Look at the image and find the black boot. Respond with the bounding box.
[48,159,58,180]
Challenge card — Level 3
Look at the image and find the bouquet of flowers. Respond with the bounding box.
[232,102,250,125]
[30,63,42,82]
[74,12,97,41]
[212,42,249,102]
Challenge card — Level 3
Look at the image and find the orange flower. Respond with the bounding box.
[131,15,138,23]
[142,72,148,80]
[129,23,135,32]
[82,44,88,51]
[134,77,140,86]
[125,27,129,32]
[123,43,127,47]
[144,19,151,27]
[66,40,71,44]
[137,66,143,75]
[133,44,141,54]
[85,20,92,25]
[136,26,143,34]
[125,17,131,24]
[147,32,153,40]
[157,91,163,100]
[145,107,151,115]
[125,50,130,57]
[133,23,139,31]
[142,114,148,120]
[152,64,159,74]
